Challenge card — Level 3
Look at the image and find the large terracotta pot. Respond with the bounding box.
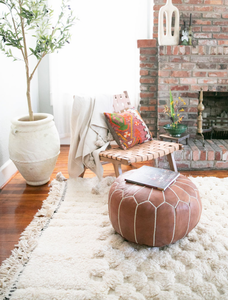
[9,113,60,186]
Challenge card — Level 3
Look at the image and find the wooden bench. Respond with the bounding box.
[99,92,183,177]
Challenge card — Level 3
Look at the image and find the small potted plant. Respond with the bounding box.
[163,91,187,137]
[0,0,74,185]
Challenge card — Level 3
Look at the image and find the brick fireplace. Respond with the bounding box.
[138,42,228,137]
[137,0,228,169]
[138,0,228,138]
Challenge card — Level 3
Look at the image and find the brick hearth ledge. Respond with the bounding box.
[157,139,228,170]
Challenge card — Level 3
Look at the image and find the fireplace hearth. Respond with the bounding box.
[156,138,228,170]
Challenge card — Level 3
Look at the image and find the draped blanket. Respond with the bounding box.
[68,94,113,180]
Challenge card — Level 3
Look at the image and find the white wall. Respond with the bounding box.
[0,53,39,187]
[48,0,154,145]
[0,0,154,186]
[38,55,53,115]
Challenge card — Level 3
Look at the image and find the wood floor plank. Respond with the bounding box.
[0,145,227,265]
[0,242,17,257]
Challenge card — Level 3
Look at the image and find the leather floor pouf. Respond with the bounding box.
[108,170,202,247]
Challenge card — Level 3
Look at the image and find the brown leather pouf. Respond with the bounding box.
[108,171,202,247]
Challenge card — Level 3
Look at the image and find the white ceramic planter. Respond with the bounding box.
[9,113,60,186]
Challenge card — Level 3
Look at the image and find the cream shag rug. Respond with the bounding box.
[0,175,228,300]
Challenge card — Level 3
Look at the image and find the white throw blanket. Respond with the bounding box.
[68,94,113,180]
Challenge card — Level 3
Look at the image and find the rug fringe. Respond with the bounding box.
[0,178,67,299]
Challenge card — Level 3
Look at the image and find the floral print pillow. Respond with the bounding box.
[104,109,152,150]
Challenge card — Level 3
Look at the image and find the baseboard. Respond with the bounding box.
[60,136,70,145]
[0,159,18,189]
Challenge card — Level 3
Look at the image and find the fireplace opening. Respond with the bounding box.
[202,92,228,139]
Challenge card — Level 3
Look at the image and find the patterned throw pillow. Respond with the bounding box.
[104,109,152,150]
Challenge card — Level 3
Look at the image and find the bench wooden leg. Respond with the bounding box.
[79,168,86,178]
[112,162,122,177]
[167,153,178,172]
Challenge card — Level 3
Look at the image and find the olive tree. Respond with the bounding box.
[0,0,75,120]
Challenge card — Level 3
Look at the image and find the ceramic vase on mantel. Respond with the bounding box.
[9,113,60,186]
[163,124,187,137]
[158,0,180,46]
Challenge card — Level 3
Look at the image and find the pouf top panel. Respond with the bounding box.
[108,170,202,247]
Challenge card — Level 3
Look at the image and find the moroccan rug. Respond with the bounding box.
[0,175,228,300]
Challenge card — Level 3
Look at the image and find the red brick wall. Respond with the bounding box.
[153,0,228,46]
[137,40,158,137]
[137,1,228,138]
[157,45,228,135]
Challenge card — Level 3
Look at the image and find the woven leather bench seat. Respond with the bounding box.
[99,140,183,176]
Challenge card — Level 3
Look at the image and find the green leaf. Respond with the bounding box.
[0,0,76,83]
[169,90,175,121]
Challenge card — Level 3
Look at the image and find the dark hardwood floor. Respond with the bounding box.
[0,145,227,265]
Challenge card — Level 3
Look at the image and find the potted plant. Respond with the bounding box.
[0,0,74,185]
[163,91,187,137]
